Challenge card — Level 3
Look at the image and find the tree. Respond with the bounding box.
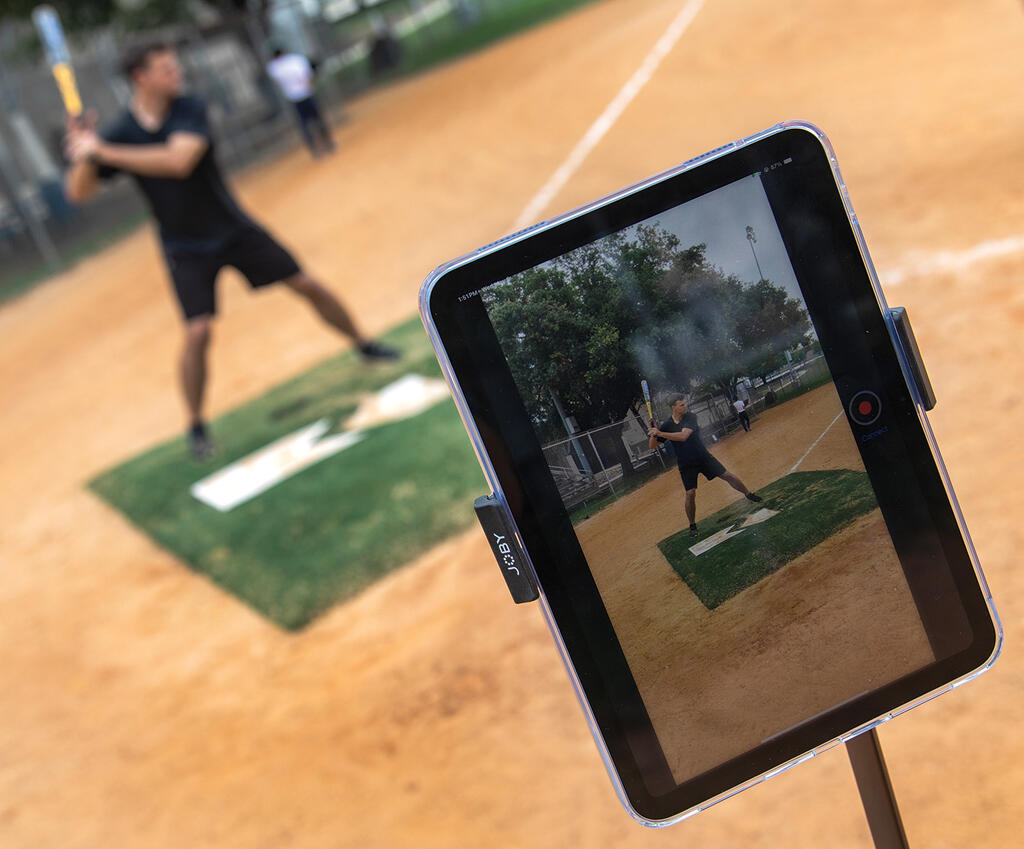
[2,1,192,31]
[482,222,812,449]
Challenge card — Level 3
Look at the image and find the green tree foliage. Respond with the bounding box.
[3,1,276,84]
[2,1,192,30]
[2,1,274,52]
[482,223,811,439]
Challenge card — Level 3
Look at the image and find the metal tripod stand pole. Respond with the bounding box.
[845,729,910,849]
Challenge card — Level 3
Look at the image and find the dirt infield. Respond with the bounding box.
[578,385,934,781]
[3,0,1024,847]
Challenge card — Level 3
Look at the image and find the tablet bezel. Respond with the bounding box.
[420,122,1001,823]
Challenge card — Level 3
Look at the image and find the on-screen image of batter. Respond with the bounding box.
[648,394,762,538]
[63,41,398,460]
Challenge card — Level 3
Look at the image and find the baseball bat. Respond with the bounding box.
[32,5,83,117]
[641,379,654,426]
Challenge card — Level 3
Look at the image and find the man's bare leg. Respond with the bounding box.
[283,271,400,359]
[182,315,211,424]
[283,271,364,341]
[684,488,698,536]
[181,315,216,458]
[721,470,762,502]
[283,271,399,359]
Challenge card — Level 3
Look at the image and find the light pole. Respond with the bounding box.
[746,225,764,281]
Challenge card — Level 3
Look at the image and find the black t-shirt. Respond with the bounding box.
[657,412,710,467]
[98,96,252,252]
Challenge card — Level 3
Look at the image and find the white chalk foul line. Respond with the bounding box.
[790,411,843,474]
[881,234,1024,285]
[512,0,706,231]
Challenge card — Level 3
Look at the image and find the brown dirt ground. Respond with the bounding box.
[2,0,1024,846]
[577,384,934,783]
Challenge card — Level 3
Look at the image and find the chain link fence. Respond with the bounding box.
[0,15,325,299]
[542,416,669,512]
[0,0,595,301]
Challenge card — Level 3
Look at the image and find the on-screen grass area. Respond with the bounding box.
[89,318,484,630]
[658,470,878,610]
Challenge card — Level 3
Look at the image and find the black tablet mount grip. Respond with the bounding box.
[890,307,935,411]
[473,494,537,603]
[472,307,932,847]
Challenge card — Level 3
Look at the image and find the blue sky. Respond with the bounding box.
[633,173,804,302]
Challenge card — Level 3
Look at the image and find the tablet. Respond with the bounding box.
[419,122,1001,824]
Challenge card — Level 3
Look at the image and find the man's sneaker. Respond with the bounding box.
[188,423,216,461]
[689,523,699,538]
[745,493,763,503]
[359,340,401,361]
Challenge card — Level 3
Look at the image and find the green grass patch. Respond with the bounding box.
[658,470,878,610]
[89,317,484,630]
[399,0,603,75]
[335,0,603,88]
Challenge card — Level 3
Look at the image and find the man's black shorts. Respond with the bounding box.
[678,453,727,490]
[164,225,301,319]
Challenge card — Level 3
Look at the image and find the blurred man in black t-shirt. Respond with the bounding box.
[648,395,761,538]
[64,41,396,459]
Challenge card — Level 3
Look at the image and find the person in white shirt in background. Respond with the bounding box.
[266,48,336,158]
[732,396,751,432]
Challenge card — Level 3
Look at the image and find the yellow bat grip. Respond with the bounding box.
[53,62,82,117]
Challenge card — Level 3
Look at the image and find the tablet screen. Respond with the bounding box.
[478,170,941,786]
[427,126,998,819]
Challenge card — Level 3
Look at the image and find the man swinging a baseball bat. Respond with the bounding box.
[648,394,761,538]
[63,40,397,459]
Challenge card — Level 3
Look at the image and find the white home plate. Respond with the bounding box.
[191,374,451,512]
[343,373,451,430]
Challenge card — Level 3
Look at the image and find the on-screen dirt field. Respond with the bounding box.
[2,0,1024,846]
[578,385,934,783]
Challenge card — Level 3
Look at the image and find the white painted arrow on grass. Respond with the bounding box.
[190,421,365,512]
[688,508,780,556]
[189,374,451,512]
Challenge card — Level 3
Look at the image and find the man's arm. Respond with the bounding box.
[648,426,693,444]
[93,132,208,179]
[63,112,102,204]
[65,157,100,204]
[66,119,208,181]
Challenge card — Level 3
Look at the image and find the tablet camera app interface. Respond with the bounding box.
[474,172,953,788]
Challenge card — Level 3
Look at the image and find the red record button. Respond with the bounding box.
[849,390,881,426]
